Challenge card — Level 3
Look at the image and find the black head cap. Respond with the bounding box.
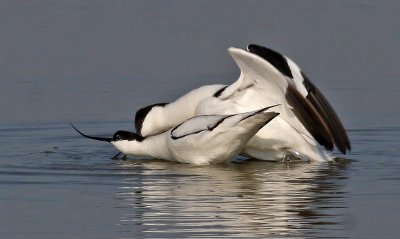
[112,130,145,142]
[135,103,168,134]
[71,124,145,143]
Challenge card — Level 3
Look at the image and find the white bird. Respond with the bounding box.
[134,44,351,162]
[71,107,279,165]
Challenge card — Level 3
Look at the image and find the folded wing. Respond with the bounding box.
[170,115,229,140]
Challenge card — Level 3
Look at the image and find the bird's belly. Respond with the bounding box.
[169,137,243,165]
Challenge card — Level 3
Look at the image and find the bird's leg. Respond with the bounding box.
[111,152,121,160]
[282,150,309,163]
[282,153,293,163]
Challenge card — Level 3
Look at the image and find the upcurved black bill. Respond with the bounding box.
[70,124,112,143]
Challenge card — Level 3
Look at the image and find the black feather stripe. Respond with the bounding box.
[208,116,231,131]
[247,44,293,79]
[301,72,351,153]
[238,105,280,123]
[213,86,228,98]
[171,129,207,140]
[286,84,334,151]
[170,115,231,140]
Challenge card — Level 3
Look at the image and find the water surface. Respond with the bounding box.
[1,1,400,238]
[1,122,399,238]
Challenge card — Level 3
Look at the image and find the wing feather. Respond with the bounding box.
[301,72,351,153]
[242,44,350,153]
[170,115,228,140]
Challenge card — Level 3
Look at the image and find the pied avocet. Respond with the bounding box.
[72,107,279,165]
[134,44,351,162]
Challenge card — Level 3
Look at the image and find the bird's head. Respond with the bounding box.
[71,124,144,154]
[135,103,168,137]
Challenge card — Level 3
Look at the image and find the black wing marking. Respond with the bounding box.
[301,72,351,153]
[170,115,231,140]
[213,86,228,98]
[248,44,350,153]
[236,105,279,122]
[286,84,334,151]
[170,128,207,140]
[171,105,280,141]
[247,44,293,78]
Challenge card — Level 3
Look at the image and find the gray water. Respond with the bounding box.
[1,1,400,238]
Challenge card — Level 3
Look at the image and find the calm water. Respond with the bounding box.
[1,1,400,238]
[1,120,399,238]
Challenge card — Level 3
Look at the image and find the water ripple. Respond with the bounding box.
[113,161,349,238]
[3,122,399,238]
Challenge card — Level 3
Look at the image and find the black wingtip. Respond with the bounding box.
[247,44,293,78]
[301,72,352,154]
[70,123,112,143]
[256,104,281,114]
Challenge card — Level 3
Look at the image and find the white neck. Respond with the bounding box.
[141,84,225,137]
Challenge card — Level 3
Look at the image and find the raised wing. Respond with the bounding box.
[219,46,308,137]
[216,47,288,106]
[299,72,351,153]
[247,44,350,153]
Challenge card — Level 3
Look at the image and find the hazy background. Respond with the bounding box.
[1,0,399,129]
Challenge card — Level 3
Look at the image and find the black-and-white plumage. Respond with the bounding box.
[134,44,351,161]
[247,44,350,153]
[72,107,279,165]
[135,85,226,137]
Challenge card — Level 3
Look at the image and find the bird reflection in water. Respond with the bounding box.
[114,159,350,238]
